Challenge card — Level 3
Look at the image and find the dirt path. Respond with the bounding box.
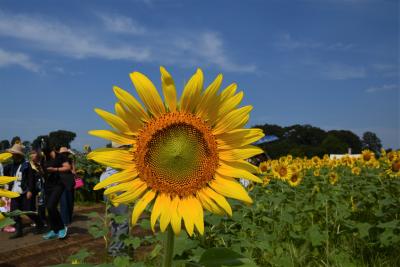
[0,204,107,266]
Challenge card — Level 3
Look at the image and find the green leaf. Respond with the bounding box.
[0,217,15,228]
[124,236,141,249]
[174,234,198,257]
[307,225,326,247]
[198,248,257,267]
[355,223,372,238]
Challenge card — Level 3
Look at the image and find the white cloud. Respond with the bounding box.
[321,64,366,80]
[0,11,150,61]
[97,13,146,35]
[0,10,256,73]
[365,84,399,93]
[0,48,39,72]
[276,33,354,51]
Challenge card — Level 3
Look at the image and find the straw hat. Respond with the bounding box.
[7,143,25,156]
[111,141,130,148]
[59,147,69,153]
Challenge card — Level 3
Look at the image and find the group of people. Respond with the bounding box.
[0,141,76,240]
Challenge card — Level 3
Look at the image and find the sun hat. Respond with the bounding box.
[7,144,25,156]
[59,147,69,153]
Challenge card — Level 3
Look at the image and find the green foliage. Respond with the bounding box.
[362,131,383,153]
[254,123,365,158]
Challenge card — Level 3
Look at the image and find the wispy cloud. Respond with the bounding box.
[275,33,354,51]
[365,84,399,93]
[0,48,39,72]
[97,13,146,35]
[321,64,366,80]
[0,10,255,73]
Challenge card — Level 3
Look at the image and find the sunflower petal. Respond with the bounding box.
[131,190,156,225]
[0,153,12,162]
[115,102,143,133]
[220,83,237,101]
[213,106,252,135]
[0,189,19,198]
[160,66,177,112]
[217,91,243,119]
[189,197,204,235]
[219,145,264,161]
[103,179,143,195]
[0,176,16,185]
[202,188,232,216]
[197,191,226,215]
[179,197,194,236]
[112,184,147,204]
[160,196,172,232]
[89,130,135,146]
[93,168,139,190]
[217,161,262,183]
[151,194,166,232]
[211,174,253,204]
[196,74,223,121]
[113,86,149,121]
[170,196,181,235]
[130,72,165,117]
[180,69,203,112]
[94,108,134,135]
[217,128,264,149]
[88,148,134,170]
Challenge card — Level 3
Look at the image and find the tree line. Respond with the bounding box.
[253,124,383,159]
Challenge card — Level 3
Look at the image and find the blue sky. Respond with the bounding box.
[0,0,398,149]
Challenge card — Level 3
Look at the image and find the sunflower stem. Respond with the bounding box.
[163,226,175,267]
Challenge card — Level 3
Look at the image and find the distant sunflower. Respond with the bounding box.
[272,160,292,180]
[351,167,361,176]
[386,159,400,178]
[329,172,339,185]
[361,150,375,163]
[288,171,302,187]
[88,67,264,236]
[313,169,321,177]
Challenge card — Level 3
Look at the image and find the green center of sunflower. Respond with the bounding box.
[146,123,208,182]
[135,112,219,197]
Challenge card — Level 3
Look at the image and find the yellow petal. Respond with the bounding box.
[112,183,147,204]
[160,66,177,112]
[93,168,139,190]
[130,72,165,117]
[0,189,19,198]
[160,196,172,232]
[180,68,204,113]
[189,197,204,235]
[0,176,16,185]
[170,196,181,235]
[94,108,134,135]
[196,74,223,121]
[213,106,252,135]
[217,128,264,149]
[202,188,232,216]
[220,83,237,101]
[151,194,166,232]
[103,179,143,195]
[0,153,12,162]
[210,174,253,204]
[217,91,243,119]
[89,130,135,146]
[178,197,194,236]
[115,102,143,133]
[197,191,226,215]
[131,190,156,225]
[217,161,262,183]
[113,86,149,121]
[87,148,134,170]
[219,145,264,161]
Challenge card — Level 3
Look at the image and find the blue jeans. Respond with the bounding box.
[60,189,74,225]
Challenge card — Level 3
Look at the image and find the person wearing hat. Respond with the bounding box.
[4,143,45,238]
[58,147,76,227]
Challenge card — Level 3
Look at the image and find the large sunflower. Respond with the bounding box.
[89,67,264,236]
[0,152,19,202]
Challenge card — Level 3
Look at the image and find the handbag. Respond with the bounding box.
[74,176,84,189]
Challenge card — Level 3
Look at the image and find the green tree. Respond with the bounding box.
[11,136,21,145]
[362,131,382,153]
[321,134,348,154]
[328,130,362,153]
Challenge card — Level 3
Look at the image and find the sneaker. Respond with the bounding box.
[58,227,67,239]
[43,230,57,240]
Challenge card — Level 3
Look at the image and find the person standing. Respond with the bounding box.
[59,147,76,227]
[29,149,47,225]
[42,148,71,239]
[4,143,45,239]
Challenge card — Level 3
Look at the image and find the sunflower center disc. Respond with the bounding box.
[135,112,219,197]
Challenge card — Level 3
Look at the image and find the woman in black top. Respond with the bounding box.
[42,148,71,239]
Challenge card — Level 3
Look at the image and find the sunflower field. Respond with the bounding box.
[62,149,400,267]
